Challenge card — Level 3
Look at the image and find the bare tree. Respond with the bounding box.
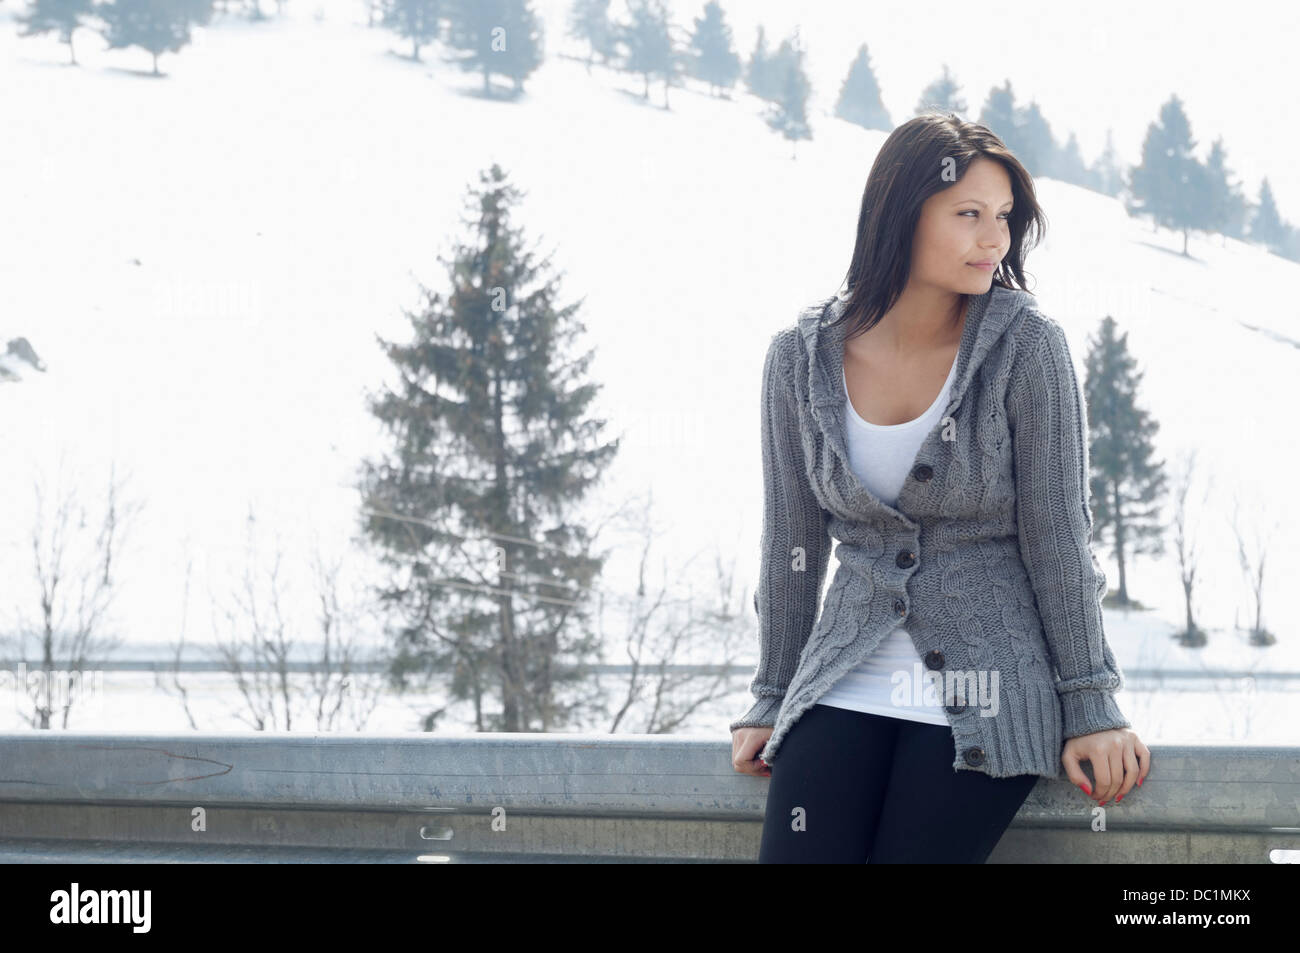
[304,547,386,731]
[6,459,141,728]
[599,493,751,735]
[152,550,202,729]
[204,505,387,730]
[1170,449,1213,647]
[1230,492,1279,646]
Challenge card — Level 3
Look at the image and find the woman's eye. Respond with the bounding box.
[961,210,1012,219]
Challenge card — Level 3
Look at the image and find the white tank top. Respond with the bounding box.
[814,353,960,726]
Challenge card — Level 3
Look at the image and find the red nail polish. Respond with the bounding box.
[1116,794,1123,803]
[1137,777,1143,787]
[1079,783,1091,795]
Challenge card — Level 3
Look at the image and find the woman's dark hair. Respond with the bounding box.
[832,111,1047,340]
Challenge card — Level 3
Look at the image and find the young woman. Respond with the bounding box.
[730,113,1151,863]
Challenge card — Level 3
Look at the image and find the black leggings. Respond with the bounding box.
[758,703,1040,863]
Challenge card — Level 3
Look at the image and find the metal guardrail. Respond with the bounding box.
[5,658,1300,681]
[0,733,1296,862]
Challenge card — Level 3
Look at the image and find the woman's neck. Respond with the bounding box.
[849,293,967,359]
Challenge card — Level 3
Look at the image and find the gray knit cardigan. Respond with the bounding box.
[730,283,1130,779]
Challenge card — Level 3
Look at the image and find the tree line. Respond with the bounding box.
[15,0,1299,262]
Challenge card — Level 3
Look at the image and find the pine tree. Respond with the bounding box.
[1248,177,1289,251]
[16,0,95,65]
[834,44,890,131]
[446,0,544,96]
[614,0,676,106]
[1015,100,1057,178]
[99,0,201,76]
[567,0,614,71]
[765,34,811,156]
[1126,95,1210,255]
[977,81,1019,151]
[914,64,966,117]
[688,0,740,97]
[1279,223,1300,264]
[1202,136,1248,244]
[1056,132,1088,188]
[360,164,618,733]
[1084,316,1168,608]
[383,0,442,62]
[744,25,779,102]
[1090,128,1123,197]
[177,0,214,26]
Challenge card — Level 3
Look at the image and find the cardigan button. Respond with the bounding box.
[963,746,986,767]
[912,464,933,482]
[893,598,906,616]
[895,550,916,569]
[924,649,945,670]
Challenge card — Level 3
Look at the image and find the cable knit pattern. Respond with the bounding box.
[730,284,1130,779]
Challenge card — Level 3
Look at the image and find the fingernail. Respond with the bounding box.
[1078,783,1091,795]
[1116,794,1123,803]
[1137,777,1143,787]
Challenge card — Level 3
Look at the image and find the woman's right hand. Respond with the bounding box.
[731,726,774,777]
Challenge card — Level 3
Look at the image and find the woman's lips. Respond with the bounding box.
[967,262,995,271]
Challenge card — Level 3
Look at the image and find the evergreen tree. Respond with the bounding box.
[834,43,890,131]
[764,32,810,155]
[446,0,544,96]
[212,0,247,17]
[977,80,1019,151]
[1084,316,1167,608]
[744,25,779,102]
[567,0,615,70]
[360,164,618,733]
[614,0,676,106]
[1248,177,1289,251]
[1055,132,1088,188]
[16,0,94,65]
[1279,223,1300,264]
[688,0,740,97]
[180,0,214,26]
[1090,128,1124,197]
[383,0,442,62]
[914,63,966,117]
[1015,99,1057,178]
[1202,136,1248,243]
[99,0,202,75]
[1126,95,1209,255]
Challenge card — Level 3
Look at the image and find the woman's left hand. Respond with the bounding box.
[1061,727,1150,806]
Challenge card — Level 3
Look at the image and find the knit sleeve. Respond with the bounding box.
[729,332,832,733]
[1007,316,1131,741]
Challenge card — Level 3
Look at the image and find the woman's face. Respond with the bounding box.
[910,157,1013,295]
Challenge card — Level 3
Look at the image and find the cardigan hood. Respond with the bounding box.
[796,284,1023,533]
[732,282,1131,780]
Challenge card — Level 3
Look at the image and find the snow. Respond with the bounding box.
[0,2,1297,748]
